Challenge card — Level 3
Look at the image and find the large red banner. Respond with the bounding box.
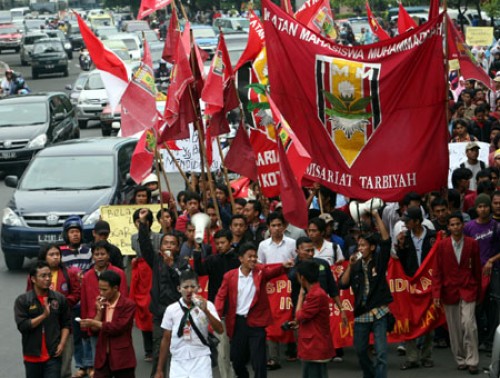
[262,0,449,201]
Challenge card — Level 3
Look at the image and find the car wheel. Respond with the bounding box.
[32,69,38,79]
[78,120,87,129]
[63,67,69,77]
[4,254,24,270]
[101,126,111,137]
[15,47,20,53]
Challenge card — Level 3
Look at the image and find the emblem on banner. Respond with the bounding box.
[316,56,381,167]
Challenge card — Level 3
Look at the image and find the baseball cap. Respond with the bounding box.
[94,220,111,234]
[465,141,480,151]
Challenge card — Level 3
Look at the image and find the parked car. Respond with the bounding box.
[68,21,84,50]
[1,137,137,270]
[65,71,89,106]
[133,29,162,62]
[31,38,69,79]
[20,30,48,66]
[75,70,108,128]
[45,29,73,59]
[0,23,22,53]
[191,24,218,58]
[213,17,250,33]
[100,103,121,136]
[0,92,79,175]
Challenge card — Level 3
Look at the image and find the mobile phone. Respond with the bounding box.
[75,317,81,322]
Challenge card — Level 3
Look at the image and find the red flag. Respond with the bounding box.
[447,15,495,90]
[224,121,258,181]
[234,11,265,71]
[397,2,418,34]
[130,128,157,184]
[121,40,158,137]
[295,0,337,40]
[161,27,194,141]
[428,0,440,20]
[365,2,390,41]
[74,11,128,110]
[137,0,172,19]
[268,95,310,228]
[263,0,448,201]
[162,10,179,63]
[202,32,233,115]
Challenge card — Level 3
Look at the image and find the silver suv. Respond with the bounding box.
[20,30,48,66]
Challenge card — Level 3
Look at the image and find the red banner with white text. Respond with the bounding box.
[262,0,448,201]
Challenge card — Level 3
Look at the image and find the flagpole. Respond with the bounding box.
[155,146,179,222]
[443,0,450,127]
[153,147,168,233]
[216,136,236,214]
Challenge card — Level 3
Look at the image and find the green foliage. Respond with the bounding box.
[246,83,268,95]
[482,0,500,19]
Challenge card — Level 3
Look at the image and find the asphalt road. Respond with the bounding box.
[0,49,494,378]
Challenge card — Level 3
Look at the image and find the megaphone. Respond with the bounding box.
[349,198,384,224]
[191,212,211,244]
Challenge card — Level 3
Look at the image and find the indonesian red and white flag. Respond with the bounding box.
[295,0,337,40]
[234,11,265,71]
[137,0,172,20]
[263,0,448,201]
[75,11,128,111]
[121,40,158,137]
[365,2,390,41]
[397,2,418,34]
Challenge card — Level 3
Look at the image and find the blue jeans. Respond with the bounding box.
[24,357,61,378]
[353,315,388,378]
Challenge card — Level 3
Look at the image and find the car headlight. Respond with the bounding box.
[27,134,47,149]
[64,43,71,50]
[2,208,23,227]
[83,208,101,226]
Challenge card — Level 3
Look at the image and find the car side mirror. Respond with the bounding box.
[5,175,19,188]
[75,85,83,91]
[65,84,72,90]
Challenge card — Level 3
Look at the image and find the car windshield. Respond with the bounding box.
[120,38,137,50]
[0,102,47,126]
[25,35,47,44]
[33,41,64,54]
[0,27,17,34]
[193,28,216,38]
[85,73,105,90]
[232,20,249,29]
[46,30,64,40]
[20,156,115,190]
[112,49,130,61]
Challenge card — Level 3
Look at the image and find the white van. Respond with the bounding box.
[102,33,142,61]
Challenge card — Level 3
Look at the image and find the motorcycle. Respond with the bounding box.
[79,51,92,71]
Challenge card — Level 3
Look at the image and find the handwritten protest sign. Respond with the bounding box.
[161,125,222,173]
[100,204,162,255]
[465,26,494,46]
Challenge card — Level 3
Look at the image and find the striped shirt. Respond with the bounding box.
[61,244,92,272]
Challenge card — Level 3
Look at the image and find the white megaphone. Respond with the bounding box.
[349,198,385,224]
[191,212,211,244]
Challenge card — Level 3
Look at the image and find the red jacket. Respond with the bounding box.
[432,236,482,305]
[215,264,286,339]
[81,265,128,328]
[296,283,334,361]
[26,266,81,308]
[94,294,136,371]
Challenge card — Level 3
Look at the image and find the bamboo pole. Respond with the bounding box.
[216,136,236,213]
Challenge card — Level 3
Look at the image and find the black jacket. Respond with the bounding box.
[193,249,240,302]
[395,227,436,277]
[139,223,190,322]
[339,239,393,318]
[288,257,339,308]
[89,241,124,270]
[14,289,71,357]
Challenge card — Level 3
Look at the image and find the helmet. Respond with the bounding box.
[62,215,83,244]
[141,173,159,186]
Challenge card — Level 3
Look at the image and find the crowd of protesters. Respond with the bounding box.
[13,153,500,378]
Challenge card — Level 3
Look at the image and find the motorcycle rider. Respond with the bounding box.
[1,69,31,96]
[79,47,91,71]
[154,60,170,93]
[60,216,93,378]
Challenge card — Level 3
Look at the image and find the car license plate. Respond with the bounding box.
[0,152,16,159]
[37,234,63,243]
[45,64,54,69]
